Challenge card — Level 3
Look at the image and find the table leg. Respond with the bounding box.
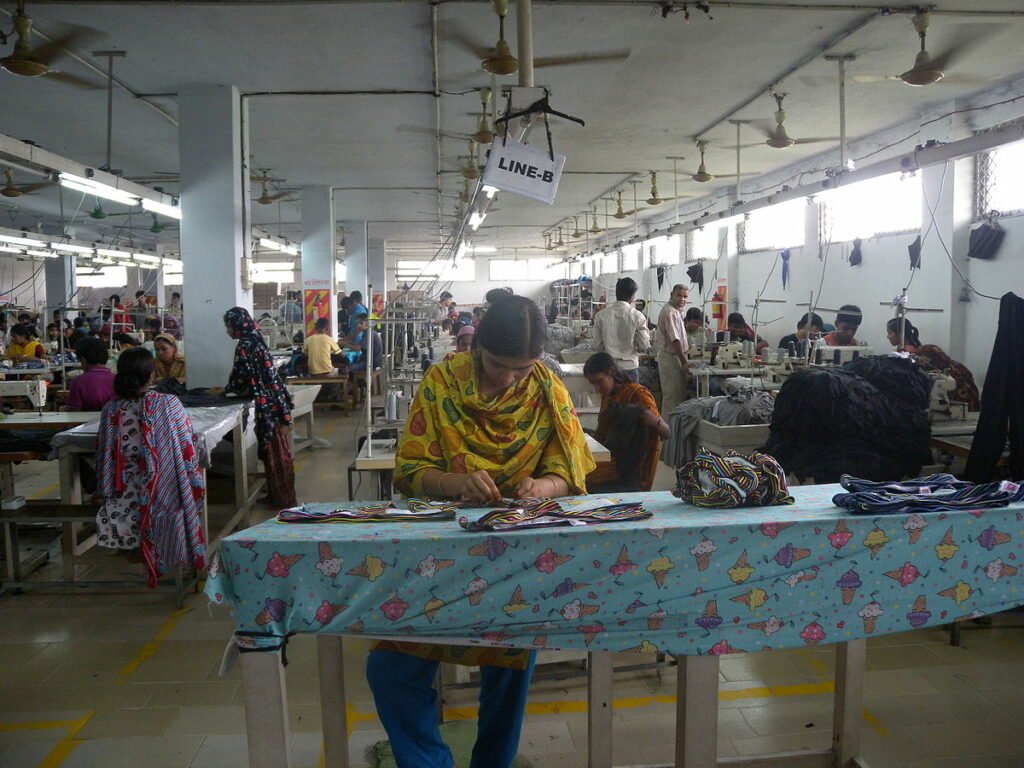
[317,635,350,768]
[233,421,249,519]
[674,653,720,768]
[2,521,21,582]
[833,639,866,767]
[58,451,83,504]
[241,650,292,768]
[587,652,613,768]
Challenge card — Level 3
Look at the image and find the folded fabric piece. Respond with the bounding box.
[277,499,456,523]
[459,498,650,532]
[833,475,1024,515]
[675,448,795,508]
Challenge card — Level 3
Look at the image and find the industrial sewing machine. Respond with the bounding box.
[0,380,47,410]
[928,374,969,422]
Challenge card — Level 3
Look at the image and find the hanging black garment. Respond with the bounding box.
[964,292,1024,482]
[763,357,932,483]
[967,222,1005,261]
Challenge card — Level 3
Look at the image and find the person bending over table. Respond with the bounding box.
[4,323,47,363]
[153,333,186,384]
[340,313,383,374]
[208,307,297,508]
[778,311,824,352]
[368,295,595,768]
[94,347,206,587]
[584,352,669,492]
[824,305,862,346]
[886,317,980,410]
[726,312,769,354]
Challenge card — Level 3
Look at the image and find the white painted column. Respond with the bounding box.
[343,220,368,302]
[367,238,388,312]
[178,83,252,388]
[300,186,337,335]
[44,254,76,323]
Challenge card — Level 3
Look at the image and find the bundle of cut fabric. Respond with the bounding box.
[675,448,794,508]
[659,388,775,468]
[833,473,1024,515]
[763,356,932,483]
[543,324,578,357]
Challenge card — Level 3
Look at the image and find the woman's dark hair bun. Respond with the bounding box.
[114,347,156,399]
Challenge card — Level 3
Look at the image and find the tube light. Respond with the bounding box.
[50,243,95,254]
[0,246,25,254]
[27,249,57,258]
[59,173,141,208]
[470,245,497,253]
[482,185,499,198]
[0,233,41,246]
[257,237,299,255]
[136,262,159,270]
[141,198,183,220]
[468,211,486,230]
[92,256,117,265]
[132,253,163,264]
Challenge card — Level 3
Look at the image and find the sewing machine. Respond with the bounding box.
[714,342,746,369]
[810,345,874,366]
[0,380,47,409]
[928,374,968,422]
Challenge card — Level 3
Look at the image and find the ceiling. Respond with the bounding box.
[1,0,1023,263]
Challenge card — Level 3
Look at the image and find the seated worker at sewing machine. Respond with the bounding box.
[824,305,862,346]
[66,337,115,412]
[778,312,824,353]
[886,318,980,411]
[4,323,47,364]
[726,312,769,354]
[684,308,714,354]
[444,324,475,361]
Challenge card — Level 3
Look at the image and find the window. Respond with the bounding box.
[568,260,582,279]
[600,250,619,275]
[394,258,474,282]
[620,244,640,272]
[977,137,1024,215]
[336,261,347,283]
[819,172,921,242]
[528,258,561,280]
[647,235,681,266]
[742,197,806,252]
[691,226,721,261]
[76,265,127,289]
[487,258,559,281]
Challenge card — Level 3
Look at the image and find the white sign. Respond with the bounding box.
[481,137,565,205]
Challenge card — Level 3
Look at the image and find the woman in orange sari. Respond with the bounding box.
[584,352,669,493]
[367,296,594,768]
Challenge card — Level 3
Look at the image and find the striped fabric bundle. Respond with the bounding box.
[675,448,795,508]
[459,498,650,532]
[277,499,457,523]
[832,475,1024,515]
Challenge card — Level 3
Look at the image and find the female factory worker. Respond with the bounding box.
[584,352,669,492]
[153,333,186,383]
[443,323,475,360]
[218,307,296,506]
[5,323,47,363]
[886,318,980,410]
[368,295,594,768]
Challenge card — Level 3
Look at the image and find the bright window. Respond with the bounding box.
[978,137,1024,215]
[621,244,640,271]
[692,226,721,261]
[601,251,619,275]
[568,261,582,279]
[743,197,806,251]
[76,265,127,288]
[487,259,559,281]
[647,235,681,266]
[820,172,921,242]
[528,258,560,280]
[394,259,474,282]
[336,261,347,283]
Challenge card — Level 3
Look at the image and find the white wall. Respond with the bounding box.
[0,257,49,310]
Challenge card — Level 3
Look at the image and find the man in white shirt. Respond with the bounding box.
[655,284,690,413]
[433,291,453,324]
[592,277,650,383]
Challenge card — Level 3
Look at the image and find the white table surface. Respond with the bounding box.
[0,411,101,429]
[355,433,611,470]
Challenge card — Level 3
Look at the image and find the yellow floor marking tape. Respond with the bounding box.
[112,607,191,684]
[0,712,94,768]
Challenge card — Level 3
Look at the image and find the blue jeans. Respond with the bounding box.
[366,649,537,768]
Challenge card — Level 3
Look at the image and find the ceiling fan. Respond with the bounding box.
[678,139,741,183]
[0,1,96,89]
[752,93,837,149]
[1,167,50,198]
[251,175,296,205]
[853,10,988,87]
[646,170,691,205]
[588,206,603,234]
[471,88,495,145]
[610,190,639,220]
[448,0,630,76]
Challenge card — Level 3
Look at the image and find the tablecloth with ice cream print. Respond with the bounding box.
[205,485,1024,656]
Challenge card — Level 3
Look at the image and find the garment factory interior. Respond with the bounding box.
[1,1,1024,767]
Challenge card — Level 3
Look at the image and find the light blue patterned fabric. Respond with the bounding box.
[207,486,1024,655]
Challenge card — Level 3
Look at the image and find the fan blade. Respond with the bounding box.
[852,74,902,83]
[791,137,838,145]
[930,25,1000,72]
[534,49,631,68]
[397,125,471,141]
[442,23,494,61]
[41,70,100,90]
[31,28,90,66]
[749,119,776,140]
[14,182,51,194]
[722,143,768,150]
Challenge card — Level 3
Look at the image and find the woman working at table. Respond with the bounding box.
[153,333,186,383]
[886,317,980,410]
[4,323,47,363]
[367,295,595,768]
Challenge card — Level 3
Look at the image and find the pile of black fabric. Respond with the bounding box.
[764,355,932,482]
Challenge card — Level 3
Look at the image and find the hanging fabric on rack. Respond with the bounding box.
[780,248,791,288]
[907,235,922,269]
[849,238,863,267]
[686,262,704,294]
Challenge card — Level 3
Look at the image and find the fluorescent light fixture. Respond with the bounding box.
[470,245,497,253]
[27,249,57,258]
[258,237,299,255]
[96,248,130,258]
[132,253,163,264]
[482,185,499,198]
[252,271,295,284]
[0,246,25,254]
[92,256,117,265]
[141,198,182,220]
[468,211,486,230]
[455,243,470,261]
[0,233,41,246]
[50,243,95,254]
[253,260,295,271]
[136,262,158,270]
[59,173,140,208]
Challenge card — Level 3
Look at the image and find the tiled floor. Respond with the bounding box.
[2,409,1023,768]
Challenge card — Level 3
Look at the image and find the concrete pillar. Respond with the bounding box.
[343,220,368,303]
[300,186,337,335]
[367,238,388,314]
[44,254,76,324]
[178,83,252,388]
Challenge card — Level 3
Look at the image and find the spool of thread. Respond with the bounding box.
[386,390,398,421]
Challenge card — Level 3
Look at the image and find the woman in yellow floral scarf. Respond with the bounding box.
[368,296,594,768]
